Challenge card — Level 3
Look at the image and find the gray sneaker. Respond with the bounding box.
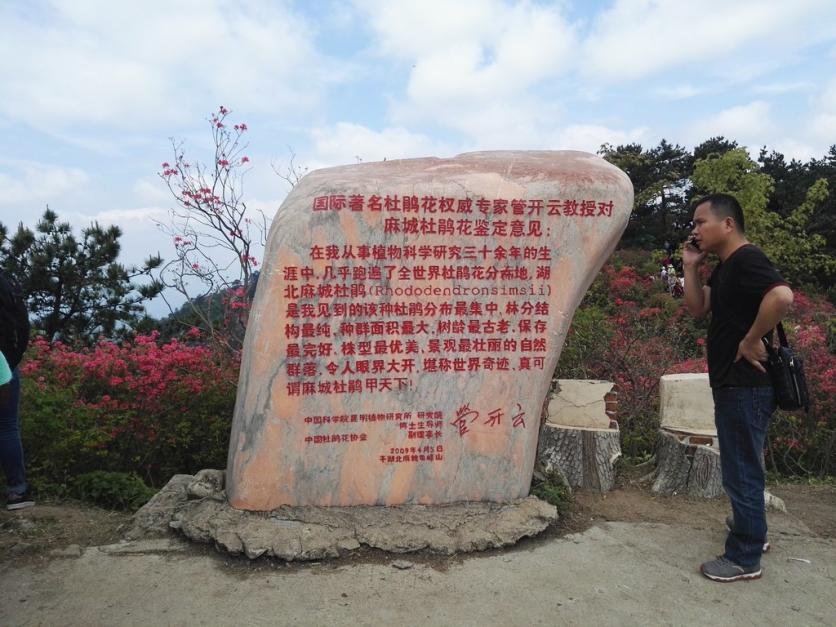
[725,515,770,553]
[700,556,762,582]
[6,488,35,511]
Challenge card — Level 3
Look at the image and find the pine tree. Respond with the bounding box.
[0,209,163,341]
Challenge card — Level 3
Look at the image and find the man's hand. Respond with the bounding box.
[682,238,706,268]
[735,336,768,373]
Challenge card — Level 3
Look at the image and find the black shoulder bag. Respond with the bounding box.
[762,323,810,413]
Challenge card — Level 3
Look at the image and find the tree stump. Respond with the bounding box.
[537,423,621,491]
[536,380,621,491]
[652,429,723,498]
[651,373,723,498]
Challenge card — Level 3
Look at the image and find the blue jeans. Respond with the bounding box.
[0,369,28,495]
[712,386,775,568]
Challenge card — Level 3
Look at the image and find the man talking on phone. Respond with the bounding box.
[682,193,793,582]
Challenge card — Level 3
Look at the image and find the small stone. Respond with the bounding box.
[98,538,188,555]
[765,491,787,513]
[9,542,32,555]
[16,518,37,532]
[50,544,82,558]
[244,546,267,559]
[392,560,414,570]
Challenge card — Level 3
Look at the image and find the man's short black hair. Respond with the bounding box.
[694,193,745,232]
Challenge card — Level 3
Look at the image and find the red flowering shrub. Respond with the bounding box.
[20,332,238,487]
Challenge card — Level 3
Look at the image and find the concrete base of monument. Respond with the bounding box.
[127,470,557,561]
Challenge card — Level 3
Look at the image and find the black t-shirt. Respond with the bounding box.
[706,244,787,388]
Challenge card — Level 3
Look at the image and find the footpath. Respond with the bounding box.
[1,489,834,626]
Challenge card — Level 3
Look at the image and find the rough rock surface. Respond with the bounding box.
[129,471,557,560]
[227,150,633,509]
[125,474,192,540]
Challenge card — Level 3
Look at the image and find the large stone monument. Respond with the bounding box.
[227,151,633,510]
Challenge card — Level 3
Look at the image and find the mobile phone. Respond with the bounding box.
[688,236,700,251]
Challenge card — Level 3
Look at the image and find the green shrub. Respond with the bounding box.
[530,469,572,514]
[69,471,155,510]
[556,305,611,379]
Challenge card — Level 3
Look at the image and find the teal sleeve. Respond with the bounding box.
[0,351,11,386]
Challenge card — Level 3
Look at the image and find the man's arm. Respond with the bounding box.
[735,285,794,372]
[682,243,710,318]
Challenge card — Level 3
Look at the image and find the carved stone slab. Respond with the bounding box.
[227,151,633,509]
[659,373,715,436]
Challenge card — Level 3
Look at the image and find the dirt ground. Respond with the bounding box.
[568,483,836,538]
[1,502,132,563]
[2,482,833,568]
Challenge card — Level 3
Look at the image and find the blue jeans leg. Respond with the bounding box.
[713,386,775,568]
[0,369,27,495]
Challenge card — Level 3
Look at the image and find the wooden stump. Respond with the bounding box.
[652,429,723,498]
[537,423,621,491]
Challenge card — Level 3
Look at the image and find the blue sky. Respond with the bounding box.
[1,1,835,316]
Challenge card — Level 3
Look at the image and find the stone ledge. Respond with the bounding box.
[128,470,557,561]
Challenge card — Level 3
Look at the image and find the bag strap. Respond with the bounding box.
[775,322,789,348]
[762,323,789,351]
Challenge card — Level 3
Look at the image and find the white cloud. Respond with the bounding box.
[359,0,577,141]
[813,78,836,110]
[62,206,170,257]
[0,160,90,210]
[132,177,171,206]
[752,81,812,95]
[308,122,453,167]
[687,86,835,161]
[356,0,503,59]
[654,85,704,100]
[551,124,649,153]
[581,0,836,83]
[804,78,836,147]
[760,139,820,162]
[689,101,775,146]
[244,196,286,227]
[437,100,568,150]
[0,1,342,134]
[83,207,169,224]
[809,113,836,138]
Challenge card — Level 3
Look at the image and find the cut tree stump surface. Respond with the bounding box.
[652,429,723,498]
[537,423,621,491]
